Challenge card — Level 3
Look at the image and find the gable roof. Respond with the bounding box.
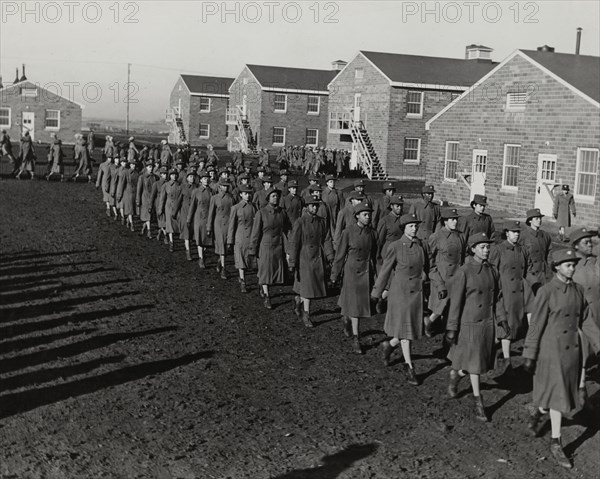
[180,75,234,97]
[520,50,600,103]
[246,64,338,94]
[1,80,85,108]
[360,50,497,89]
[426,49,600,130]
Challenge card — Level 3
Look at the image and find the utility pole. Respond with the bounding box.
[126,63,131,136]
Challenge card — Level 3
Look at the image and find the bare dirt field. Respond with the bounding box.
[1,177,598,479]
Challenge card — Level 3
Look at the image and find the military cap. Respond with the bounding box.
[422,185,435,194]
[390,195,404,205]
[525,208,544,221]
[288,180,299,188]
[207,166,216,172]
[562,184,570,191]
[309,184,322,192]
[262,175,273,183]
[354,179,366,187]
[198,170,210,178]
[325,174,336,182]
[168,169,178,177]
[119,157,128,163]
[159,166,168,174]
[128,158,137,165]
[237,172,250,180]
[441,207,460,219]
[279,169,289,176]
[571,227,596,245]
[239,185,254,194]
[218,178,231,186]
[471,194,488,206]
[400,213,422,227]
[226,162,233,167]
[305,197,321,206]
[186,167,196,176]
[266,187,282,198]
[382,181,396,191]
[257,166,265,172]
[347,191,365,201]
[504,220,522,231]
[468,232,494,247]
[175,159,184,166]
[308,173,318,181]
[551,248,580,266]
[145,160,153,167]
[353,201,373,216]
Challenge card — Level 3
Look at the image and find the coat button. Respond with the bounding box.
[566,346,570,350]
[478,304,482,308]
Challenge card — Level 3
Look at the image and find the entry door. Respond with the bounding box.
[471,149,487,199]
[353,94,361,122]
[534,154,557,216]
[22,112,35,140]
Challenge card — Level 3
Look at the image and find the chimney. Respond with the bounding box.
[14,67,19,84]
[465,44,493,61]
[331,60,348,71]
[20,64,27,82]
[576,27,582,55]
[537,45,555,53]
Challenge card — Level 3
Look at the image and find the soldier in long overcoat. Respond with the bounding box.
[409,185,441,241]
[227,185,257,293]
[444,232,508,422]
[150,167,168,243]
[127,136,139,163]
[321,175,344,237]
[73,134,92,182]
[160,140,173,167]
[373,213,429,385]
[96,154,113,216]
[115,158,128,223]
[117,160,139,231]
[424,207,465,337]
[47,137,65,182]
[187,170,213,269]
[273,169,289,198]
[523,249,589,469]
[281,180,304,225]
[333,192,365,251]
[136,161,157,238]
[104,135,115,159]
[1,129,18,174]
[16,131,35,179]
[249,188,291,309]
[553,185,576,242]
[206,144,219,168]
[288,198,335,328]
[521,208,553,295]
[330,202,378,354]
[252,176,273,210]
[158,169,183,252]
[179,169,197,261]
[459,194,495,242]
[489,220,533,373]
[207,178,234,279]
[108,157,121,219]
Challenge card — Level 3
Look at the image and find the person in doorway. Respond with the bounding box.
[553,185,576,242]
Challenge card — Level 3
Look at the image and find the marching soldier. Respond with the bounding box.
[333,191,365,251]
[281,179,304,225]
[115,157,128,224]
[377,182,396,224]
[206,144,219,168]
[117,159,140,232]
[227,185,257,293]
[300,174,319,203]
[180,168,198,261]
[187,170,213,269]
[459,194,495,240]
[160,139,173,167]
[150,167,169,243]
[207,178,234,279]
[252,175,273,210]
[136,160,157,239]
[322,175,344,237]
[409,185,441,241]
[96,155,113,215]
[108,157,121,220]
[252,167,266,192]
[305,184,331,227]
[159,169,183,252]
[521,208,553,295]
[274,169,290,197]
[47,136,65,182]
[1,129,18,175]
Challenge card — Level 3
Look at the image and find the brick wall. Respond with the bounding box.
[227,67,262,151]
[187,95,228,148]
[425,54,600,226]
[1,81,82,145]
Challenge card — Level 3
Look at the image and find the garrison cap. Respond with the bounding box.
[422,185,435,194]
[504,220,522,231]
[552,248,580,265]
[441,207,460,219]
[309,184,322,192]
[288,180,299,188]
[400,213,421,227]
[468,232,494,247]
[571,227,596,245]
[390,195,405,205]
[353,201,373,215]
[382,181,396,191]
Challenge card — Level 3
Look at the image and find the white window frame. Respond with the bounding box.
[354,68,364,79]
[199,97,211,112]
[199,123,210,139]
[328,112,351,132]
[406,91,424,118]
[273,127,286,146]
[306,129,318,146]
[0,107,11,128]
[307,96,320,115]
[444,141,459,182]
[403,138,421,164]
[502,144,521,191]
[45,109,60,130]
[274,93,287,113]
[574,147,599,203]
[21,87,38,98]
[506,92,528,111]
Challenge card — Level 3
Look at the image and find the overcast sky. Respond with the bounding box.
[1,1,598,121]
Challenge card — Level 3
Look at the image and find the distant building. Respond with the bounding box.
[0,66,83,144]
[326,48,496,179]
[425,48,600,225]
[226,64,339,153]
[166,74,234,147]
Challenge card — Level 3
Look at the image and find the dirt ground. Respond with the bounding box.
[1,174,599,479]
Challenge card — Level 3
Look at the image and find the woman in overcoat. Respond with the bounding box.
[444,232,508,422]
[16,131,35,180]
[553,185,576,242]
[108,157,121,219]
[425,208,466,337]
[47,138,65,182]
[96,154,112,216]
[136,161,157,238]
[523,248,589,469]
[288,198,335,328]
[249,188,291,309]
[150,167,168,243]
[114,158,128,223]
[521,208,553,295]
[227,185,257,293]
[207,178,234,279]
[372,213,429,384]
[489,220,533,373]
[158,169,183,252]
[73,135,93,182]
[374,195,404,312]
[330,201,377,354]
[179,169,197,261]
[187,170,213,269]
[1,130,18,175]
[117,160,139,232]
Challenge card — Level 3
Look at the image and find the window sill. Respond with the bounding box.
[45,127,60,130]
[500,187,519,193]
[273,142,285,147]
[307,112,320,116]
[406,114,423,119]
[199,110,211,113]
[403,160,420,165]
[274,110,287,114]
[443,178,458,183]
[199,136,210,139]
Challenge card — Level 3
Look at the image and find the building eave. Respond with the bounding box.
[189,92,229,98]
[261,87,328,95]
[390,82,470,91]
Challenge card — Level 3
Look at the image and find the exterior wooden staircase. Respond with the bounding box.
[166,108,187,145]
[349,119,388,180]
[226,106,252,154]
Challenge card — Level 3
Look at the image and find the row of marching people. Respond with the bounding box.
[95,156,600,470]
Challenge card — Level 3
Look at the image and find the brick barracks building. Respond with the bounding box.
[326,48,497,180]
[425,47,600,226]
[0,66,83,145]
[226,64,339,153]
[166,74,234,148]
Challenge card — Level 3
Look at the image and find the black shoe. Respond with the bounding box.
[341,316,352,338]
[240,281,247,293]
[186,250,192,261]
[404,364,419,386]
[375,298,386,314]
[198,258,206,269]
[292,296,302,317]
[550,438,572,469]
[220,268,228,280]
[352,336,363,355]
[496,357,511,376]
[474,395,488,422]
[259,287,265,299]
[301,311,314,328]
[381,340,394,367]
[448,369,464,398]
[528,409,548,437]
[169,242,174,253]
[264,297,272,310]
